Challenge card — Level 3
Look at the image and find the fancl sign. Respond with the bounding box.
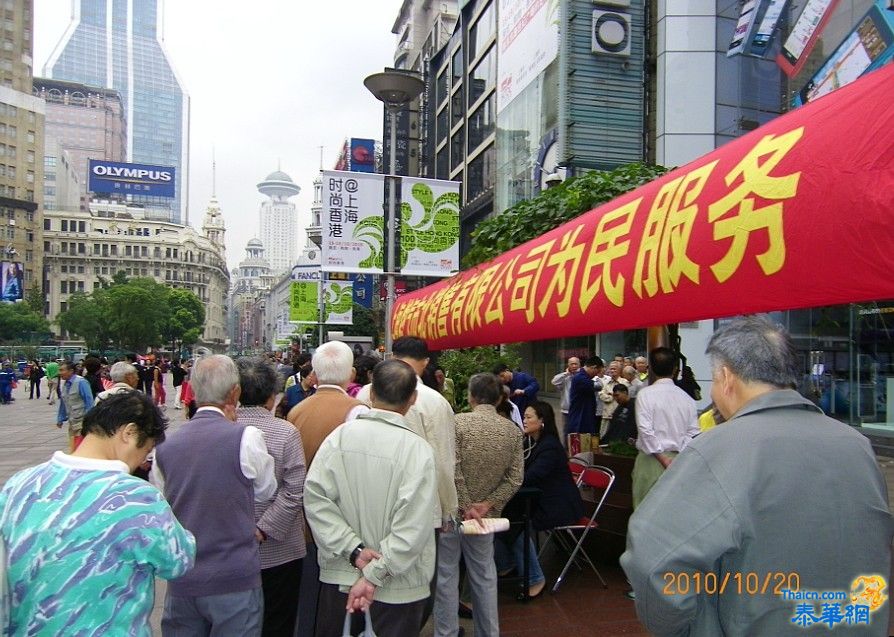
[88,160,176,198]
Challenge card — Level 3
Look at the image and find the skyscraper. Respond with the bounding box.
[45,0,189,224]
[257,169,299,275]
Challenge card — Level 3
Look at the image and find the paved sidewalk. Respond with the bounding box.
[2,376,894,636]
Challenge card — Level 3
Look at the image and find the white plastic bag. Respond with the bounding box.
[341,608,377,637]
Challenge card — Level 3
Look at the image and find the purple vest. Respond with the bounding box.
[155,410,260,596]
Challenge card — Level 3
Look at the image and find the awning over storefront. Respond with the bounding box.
[393,63,894,351]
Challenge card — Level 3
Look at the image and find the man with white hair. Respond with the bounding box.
[152,354,276,636]
[286,340,369,637]
[95,361,140,403]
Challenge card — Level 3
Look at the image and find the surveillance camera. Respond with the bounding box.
[544,172,563,186]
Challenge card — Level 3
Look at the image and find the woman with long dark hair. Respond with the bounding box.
[499,400,584,599]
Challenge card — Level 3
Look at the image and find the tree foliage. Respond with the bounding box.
[332,303,380,347]
[57,277,205,353]
[0,303,50,344]
[463,162,669,268]
[437,345,521,412]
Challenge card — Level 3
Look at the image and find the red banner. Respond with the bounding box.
[393,64,894,351]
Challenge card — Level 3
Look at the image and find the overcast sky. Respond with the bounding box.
[33,0,402,271]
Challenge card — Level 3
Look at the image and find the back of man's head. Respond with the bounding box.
[312,341,354,386]
[468,372,503,406]
[392,336,430,361]
[649,347,678,378]
[371,359,417,410]
[236,356,281,406]
[109,361,137,383]
[706,315,797,389]
[191,355,239,405]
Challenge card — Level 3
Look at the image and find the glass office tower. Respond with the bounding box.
[45,0,189,224]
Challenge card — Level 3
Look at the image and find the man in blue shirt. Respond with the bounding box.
[57,361,94,452]
[493,363,540,416]
[566,356,603,435]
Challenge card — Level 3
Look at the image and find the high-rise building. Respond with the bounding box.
[257,169,299,275]
[1,0,44,297]
[33,77,127,208]
[45,0,189,224]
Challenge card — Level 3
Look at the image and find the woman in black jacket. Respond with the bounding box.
[499,400,584,598]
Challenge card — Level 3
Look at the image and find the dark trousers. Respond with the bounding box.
[295,543,321,637]
[316,583,426,637]
[29,379,40,398]
[261,558,303,637]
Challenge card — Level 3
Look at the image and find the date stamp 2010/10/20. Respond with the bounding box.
[662,571,800,596]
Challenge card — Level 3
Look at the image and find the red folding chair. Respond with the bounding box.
[539,464,615,592]
[568,457,588,485]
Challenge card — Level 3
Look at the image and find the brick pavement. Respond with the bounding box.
[2,375,893,635]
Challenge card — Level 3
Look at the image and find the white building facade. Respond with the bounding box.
[257,170,300,275]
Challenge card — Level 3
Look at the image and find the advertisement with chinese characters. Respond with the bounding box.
[393,63,894,350]
[289,281,318,323]
[320,171,385,274]
[399,177,460,277]
[497,0,559,113]
[88,160,176,197]
[323,281,353,325]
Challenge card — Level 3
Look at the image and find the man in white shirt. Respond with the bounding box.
[152,354,276,636]
[632,347,699,508]
[550,356,580,437]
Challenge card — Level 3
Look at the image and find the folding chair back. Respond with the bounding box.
[541,464,615,592]
[568,458,588,485]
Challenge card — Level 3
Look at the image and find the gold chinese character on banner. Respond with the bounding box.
[579,200,640,310]
[510,240,555,323]
[708,127,804,283]
[539,225,586,318]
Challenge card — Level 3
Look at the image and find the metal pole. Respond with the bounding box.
[384,105,398,356]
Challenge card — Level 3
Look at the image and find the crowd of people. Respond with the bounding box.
[0,317,892,636]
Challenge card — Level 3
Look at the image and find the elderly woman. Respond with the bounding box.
[498,400,585,599]
[235,357,307,637]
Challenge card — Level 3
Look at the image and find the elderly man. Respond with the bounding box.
[57,361,94,452]
[634,356,648,382]
[622,316,894,636]
[287,340,368,636]
[631,347,698,507]
[598,360,629,438]
[236,357,307,637]
[357,336,458,627]
[95,361,140,402]
[305,359,437,637]
[550,356,581,437]
[0,392,195,636]
[434,372,523,637]
[152,355,276,636]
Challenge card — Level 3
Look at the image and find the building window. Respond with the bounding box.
[469,46,495,107]
[60,220,68,232]
[469,3,495,62]
[78,221,85,232]
[451,127,465,171]
[468,94,496,151]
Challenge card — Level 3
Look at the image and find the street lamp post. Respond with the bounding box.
[363,69,424,355]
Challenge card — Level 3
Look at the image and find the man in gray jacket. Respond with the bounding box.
[621,316,893,636]
[305,359,437,637]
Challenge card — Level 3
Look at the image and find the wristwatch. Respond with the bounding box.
[349,543,365,568]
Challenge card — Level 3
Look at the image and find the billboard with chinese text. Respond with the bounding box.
[399,177,460,277]
[497,0,559,113]
[320,171,385,274]
[393,63,894,350]
[289,281,318,323]
[88,160,176,198]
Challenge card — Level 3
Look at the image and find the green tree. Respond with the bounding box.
[24,285,44,315]
[330,303,379,347]
[160,287,206,353]
[463,162,668,268]
[57,291,112,352]
[0,303,50,343]
[438,345,520,412]
[104,278,167,352]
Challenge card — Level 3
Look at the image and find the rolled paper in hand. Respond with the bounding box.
[460,518,510,534]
